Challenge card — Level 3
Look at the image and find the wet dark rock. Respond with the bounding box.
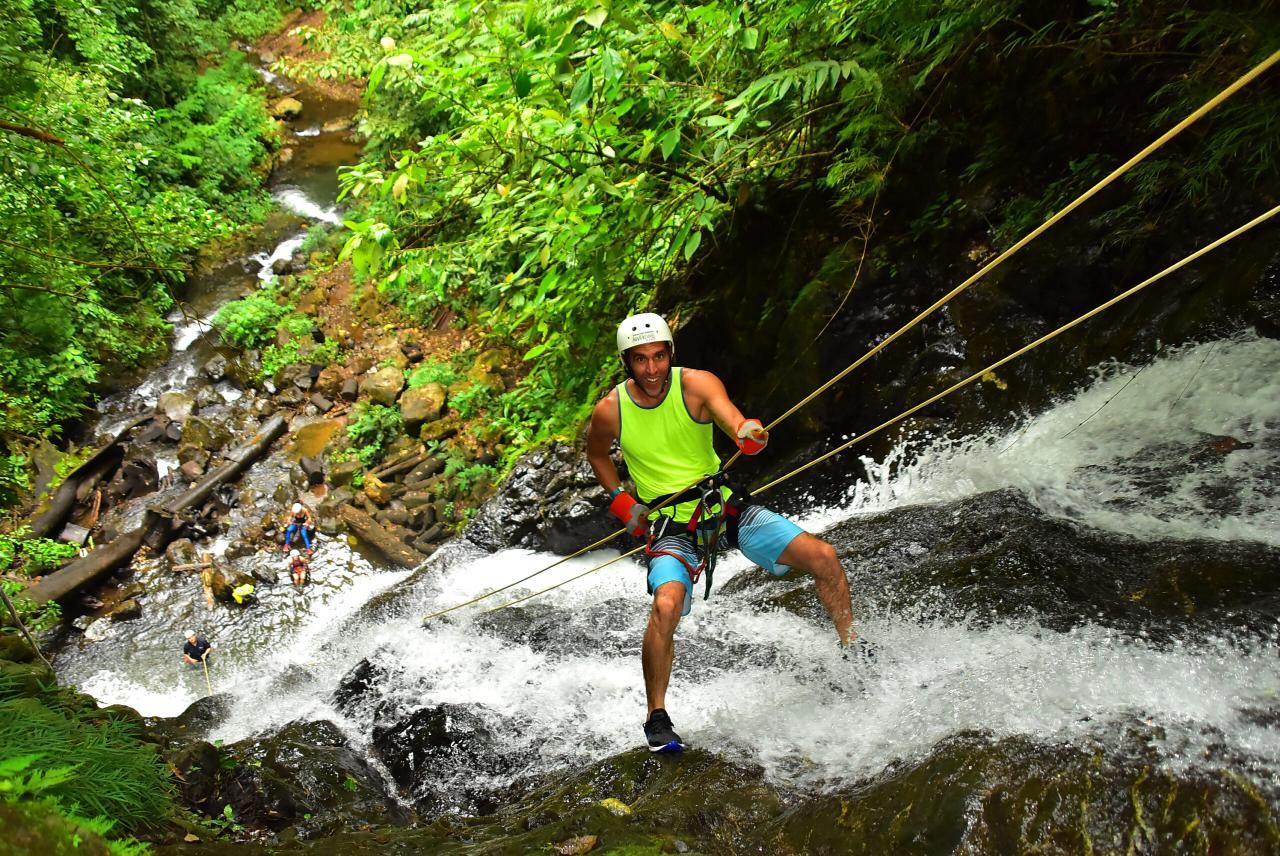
[332,657,402,716]
[164,537,199,567]
[105,448,158,501]
[148,693,234,748]
[340,378,359,401]
[370,703,512,817]
[134,419,167,444]
[300,455,326,486]
[310,392,334,412]
[722,487,1280,641]
[169,719,407,838]
[104,597,142,621]
[773,727,1280,854]
[164,421,184,441]
[466,441,621,555]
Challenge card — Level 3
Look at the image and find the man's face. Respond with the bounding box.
[626,342,671,396]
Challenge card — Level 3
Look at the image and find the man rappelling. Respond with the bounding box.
[586,313,858,753]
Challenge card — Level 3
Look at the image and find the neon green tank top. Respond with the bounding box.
[617,368,719,523]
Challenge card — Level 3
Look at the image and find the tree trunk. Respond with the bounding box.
[24,415,287,604]
[338,504,428,568]
[25,414,148,539]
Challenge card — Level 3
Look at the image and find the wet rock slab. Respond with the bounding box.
[722,487,1280,641]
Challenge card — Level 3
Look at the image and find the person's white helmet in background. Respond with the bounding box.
[616,313,674,362]
[292,503,303,513]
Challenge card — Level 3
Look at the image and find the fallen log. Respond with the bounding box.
[25,413,149,539]
[25,414,287,604]
[339,504,428,568]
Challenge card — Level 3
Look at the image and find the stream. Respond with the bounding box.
[55,334,1280,803]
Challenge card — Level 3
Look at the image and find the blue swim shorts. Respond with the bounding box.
[646,505,804,616]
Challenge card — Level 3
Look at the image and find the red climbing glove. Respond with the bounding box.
[608,491,650,538]
[735,418,768,455]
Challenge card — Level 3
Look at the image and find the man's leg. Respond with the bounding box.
[284,523,298,548]
[777,533,856,645]
[642,580,686,716]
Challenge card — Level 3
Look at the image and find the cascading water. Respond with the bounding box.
[57,333,1280,803]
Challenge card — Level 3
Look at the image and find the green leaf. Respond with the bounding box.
[369,61,388,92]
[583,6,608,28]
[683,229,702,261]
[701,115,731,127]
[569,69,593,112]
[659,128,681,160]
[741,27,759,50]
[514,70,533,98]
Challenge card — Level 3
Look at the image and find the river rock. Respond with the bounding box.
[300,455,326,486]
[105,448,159,501]
[179,460,204,482]
[314,365,347,398]
[169,719,408,837]
[721,486,1280,641]
[371,335,409,369]
[104,598,142,622]
[202,353,228,382]
[360,367,405,406]
[271,96,303,120]
[465,441,618,554]
[165,538,199,568]
[158,391,195,422]
[328,460,361,488]
[183,415,232,452]
[370,703,512,817]
[340,378,359,401]
[399,383,447,433]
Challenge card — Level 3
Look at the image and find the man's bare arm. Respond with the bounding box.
[586,391,623,492]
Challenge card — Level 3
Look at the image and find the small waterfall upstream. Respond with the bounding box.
[56,333,1280,799]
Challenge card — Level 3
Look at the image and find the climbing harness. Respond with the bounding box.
[421,47,1280,624]
[641,473,751,601]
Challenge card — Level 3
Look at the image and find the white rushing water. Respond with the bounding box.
[71,334,1280,793]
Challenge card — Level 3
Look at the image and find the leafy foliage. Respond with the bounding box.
[0,673,175,833]
[214,284,291,349]
[303,0,1277,467]
[0,0,285,505]
[346,403,405,466]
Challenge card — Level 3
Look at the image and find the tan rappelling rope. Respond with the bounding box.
[423,48,1280,623]
[476,201,1280,613]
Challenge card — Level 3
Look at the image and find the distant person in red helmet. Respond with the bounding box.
[587,312,857,753]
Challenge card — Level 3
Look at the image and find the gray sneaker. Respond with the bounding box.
[643,708,686,753]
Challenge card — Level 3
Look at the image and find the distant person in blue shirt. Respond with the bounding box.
[181,630,212,666]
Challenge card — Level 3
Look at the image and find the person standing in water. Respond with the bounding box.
[586,313,857,753]
[181,629,213,666]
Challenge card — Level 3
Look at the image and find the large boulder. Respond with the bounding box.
[465,441,619,554]
[360,367,405,406]
[168,719,409,838]
[399,383,447,434]
[370,703,512,817]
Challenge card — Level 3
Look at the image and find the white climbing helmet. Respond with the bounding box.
[616,313,674,360]
[292,503,303,513]
[183,629,196,639]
